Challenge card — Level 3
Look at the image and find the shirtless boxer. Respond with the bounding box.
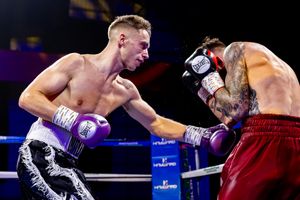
[183,36,300,199]
[16,16,235,199]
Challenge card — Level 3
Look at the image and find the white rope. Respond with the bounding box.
[0,171,152,182]
[0,171,18,179]
[85,173,151,178]
[1,163,224,182]
[181,164,224,179]
[88,178,151,182]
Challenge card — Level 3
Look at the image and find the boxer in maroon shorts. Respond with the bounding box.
[183,36,300,199]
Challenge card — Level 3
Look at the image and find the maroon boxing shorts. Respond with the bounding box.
[219,114,300,200]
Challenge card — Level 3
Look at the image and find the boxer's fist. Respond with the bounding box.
[182,70,201,95]
[52,105,111,149]
[184,48,225,95]
[182,70,212,104]
[184,123,236,156]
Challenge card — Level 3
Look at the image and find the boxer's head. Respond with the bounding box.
[108,15,152,71]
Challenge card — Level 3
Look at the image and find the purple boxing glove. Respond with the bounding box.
[52,105,111,149]
[184,123,236,156]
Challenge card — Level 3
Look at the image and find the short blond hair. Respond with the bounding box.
[108,15,151,39]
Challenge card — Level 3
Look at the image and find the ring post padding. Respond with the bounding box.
[197,146,210,200]
[151,135,181,200]
[180,144,210,200]
[180,144,200,199]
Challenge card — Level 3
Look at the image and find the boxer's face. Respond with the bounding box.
[121,29,150,71]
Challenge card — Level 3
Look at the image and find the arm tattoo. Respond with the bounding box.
[249,88,260,116]
[210,42,250,122]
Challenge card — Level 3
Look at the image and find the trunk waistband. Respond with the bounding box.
[241,114,300,137]
[26,118,84,159]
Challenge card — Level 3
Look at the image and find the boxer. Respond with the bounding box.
[183,36,300,200]
[16,16,235,199]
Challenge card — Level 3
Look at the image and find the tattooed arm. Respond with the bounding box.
[207,42,250,127]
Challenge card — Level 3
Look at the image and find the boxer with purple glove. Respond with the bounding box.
[52,105,111,149]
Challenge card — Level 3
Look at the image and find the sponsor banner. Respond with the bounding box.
[151,135,181,200]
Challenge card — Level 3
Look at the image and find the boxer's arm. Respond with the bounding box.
[124,90,236,156]
[207,42,250,125]
[122,83,186,140]
[18,53,83,121]
[124,97,187,140]
[123,82,236,156]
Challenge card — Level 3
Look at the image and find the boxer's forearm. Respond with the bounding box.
[149,115,187,141]
[19,90,58,122]
[207,96,238,128]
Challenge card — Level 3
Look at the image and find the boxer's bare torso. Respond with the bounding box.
[243,42,300,117]
[51,54,136,117]
[210,42,300,124]
[20,53,139,120]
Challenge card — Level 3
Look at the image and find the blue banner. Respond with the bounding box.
[151,135,181,200]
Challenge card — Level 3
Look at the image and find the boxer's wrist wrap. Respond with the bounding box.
[197,87,213,104]
[201,71,225,95]
[184,125,206,146]
[52,105,79,131]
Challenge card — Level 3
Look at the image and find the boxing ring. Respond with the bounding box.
[0,135,224,199]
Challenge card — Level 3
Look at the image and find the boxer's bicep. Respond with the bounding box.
[30,68,70,96]
[19,54,80,120]
[29,54,81,96]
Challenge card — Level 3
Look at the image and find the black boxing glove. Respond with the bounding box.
[182,70,212,104]
[182,70,201,95]
[184,48,225,96]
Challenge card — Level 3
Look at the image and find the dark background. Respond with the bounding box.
[0,0,299,199]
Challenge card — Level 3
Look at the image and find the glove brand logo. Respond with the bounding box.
[78,121,96,139]
[191,55,211,74]
[153,180,178,190]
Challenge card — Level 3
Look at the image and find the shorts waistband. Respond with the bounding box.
[241,114,300,137]
[26,118,84,158]
[243,114,300,124]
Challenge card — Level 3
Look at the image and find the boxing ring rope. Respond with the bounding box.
[0,171,152,182]
[181,164,224,179]
[0,163,223,181]
[0,136,224,182]
[0,136,151,146]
